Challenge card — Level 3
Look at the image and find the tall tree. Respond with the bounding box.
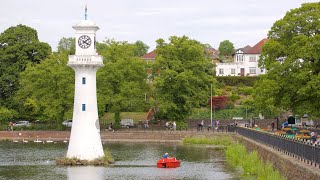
[255,2,320,117]
[133,40,149,57]
[0,24,51,106]
[97,40,150,127]
[15,53,74,122]
[153,36,215,123]
[57,37,75,55]
[218,40,234,59]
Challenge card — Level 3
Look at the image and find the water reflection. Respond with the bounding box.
[68,166,105,180]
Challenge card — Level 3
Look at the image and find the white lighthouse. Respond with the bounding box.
[66,7,104,160]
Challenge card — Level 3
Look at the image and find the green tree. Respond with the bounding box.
[57,37,75,54]
[0,107,16,124]
[218,40,234,60]
[255,2,320,117]
[15,53,74,122]
[152,36,215,123]
[133,40,149,57]
[0,24,51,106]
[97,40,150,127]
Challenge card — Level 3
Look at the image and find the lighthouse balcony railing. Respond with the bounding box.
[68,55,103,65]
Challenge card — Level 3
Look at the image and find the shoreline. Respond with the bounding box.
[0,130,207,143]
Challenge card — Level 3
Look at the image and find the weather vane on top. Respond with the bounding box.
[85,5,88,20]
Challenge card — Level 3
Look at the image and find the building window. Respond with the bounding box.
[82,104,86,111]
[249,56,256,62]
[219,69,224,75]
[249,67,256,74]
[236,55,244,62]
[231,68,235,74]
[82,77,86,84]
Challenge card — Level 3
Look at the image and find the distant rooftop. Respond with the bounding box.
[235,38,268,54]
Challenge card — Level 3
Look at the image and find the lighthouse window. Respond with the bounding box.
[82,104,86,111]
[82,77,86,84]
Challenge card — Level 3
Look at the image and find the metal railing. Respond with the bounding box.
[237,127,320,166]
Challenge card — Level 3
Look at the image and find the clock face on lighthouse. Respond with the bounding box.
[78,35,92,49]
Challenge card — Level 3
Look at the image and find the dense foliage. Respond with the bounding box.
[255,2,320,117]
[0,25,51,107]
[97,40,150,127]
[15,53,74,122]
[152,36,215,122]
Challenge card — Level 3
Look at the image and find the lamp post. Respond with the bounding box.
[210,84,213,127]
[246,107,248,120]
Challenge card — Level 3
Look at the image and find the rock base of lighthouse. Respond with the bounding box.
[56,150,114,166]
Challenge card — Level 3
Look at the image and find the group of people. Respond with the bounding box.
[165,121,176,131]
[310,132,320,145]
[197,120,221,132]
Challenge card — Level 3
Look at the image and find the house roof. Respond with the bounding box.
[235,38,268,54]
[246,38,268,54]
[206,48,220,59]
[141,50,157,59]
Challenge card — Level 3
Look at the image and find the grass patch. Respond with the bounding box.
[56,149,114,166]
[225,143,284,180]
[183,135,284,180]
[183,136,233,147]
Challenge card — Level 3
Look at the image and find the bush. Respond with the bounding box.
[229,93,240,102]
[217,76,260,86]
[209,96,228,110]
[176,121,187,130]
[238,86,254,95]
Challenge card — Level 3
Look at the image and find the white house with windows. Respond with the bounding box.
[216,39,268,76]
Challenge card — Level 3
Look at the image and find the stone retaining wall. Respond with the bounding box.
[0,131,194,142]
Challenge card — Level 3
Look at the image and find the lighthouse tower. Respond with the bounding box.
[66,7,104,160]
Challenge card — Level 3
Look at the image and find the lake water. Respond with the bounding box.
[0,141,241,179]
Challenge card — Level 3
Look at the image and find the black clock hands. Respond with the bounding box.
[78,35,91,49]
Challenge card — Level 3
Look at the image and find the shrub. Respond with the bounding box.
[216,76,260,86]
[229,93,240,102]
[208,96,228,110]
[239,86,254,95]
[176,121,187,130]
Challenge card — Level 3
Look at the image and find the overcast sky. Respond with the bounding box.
[0,0,318,52]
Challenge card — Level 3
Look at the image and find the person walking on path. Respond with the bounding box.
[108,123,114,132]
[271,121,275,131]
[8,121,13,131]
